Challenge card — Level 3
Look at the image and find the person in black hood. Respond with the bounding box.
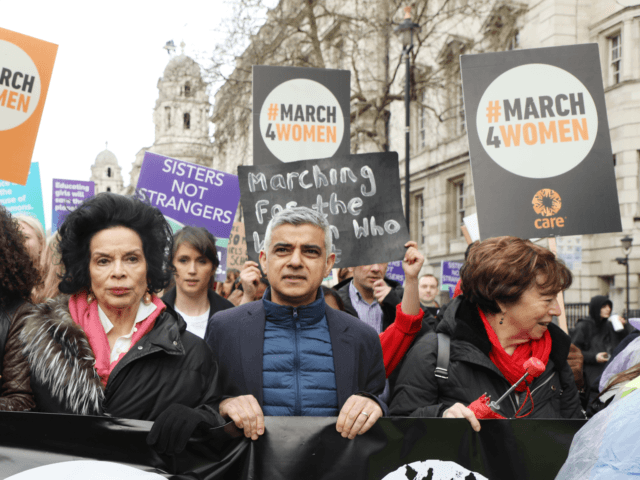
[571,295,629,410]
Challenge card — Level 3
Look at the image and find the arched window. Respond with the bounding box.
[107,167,112,178]
[106,187,111,192]
[184,82,191,96]
[184,113,191,129]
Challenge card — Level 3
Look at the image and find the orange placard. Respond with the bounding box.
[0,28,57,185]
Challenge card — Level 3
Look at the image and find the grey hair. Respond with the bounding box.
[263,207,332,258]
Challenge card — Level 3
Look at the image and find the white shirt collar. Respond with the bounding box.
[98,299,158,335]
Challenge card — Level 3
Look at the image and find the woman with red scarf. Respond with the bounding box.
[389,237,583,429]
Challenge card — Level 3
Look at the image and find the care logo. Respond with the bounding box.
[532,188,565,229]
[0,39,41,131]
[259,78,344,163]
[476,64,597,179]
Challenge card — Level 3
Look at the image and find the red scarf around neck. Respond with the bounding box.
[477,306,552,392]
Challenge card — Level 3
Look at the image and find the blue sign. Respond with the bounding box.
[441,261,463,298]
[385,261,405,285]
[0,162,45,229]
[137,152,241,241]
[52,179,95,233]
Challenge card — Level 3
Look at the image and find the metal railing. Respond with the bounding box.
[564,303,589,332]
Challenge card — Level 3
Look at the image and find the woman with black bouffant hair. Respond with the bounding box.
[14,193,223,455]
[0,205,38,411]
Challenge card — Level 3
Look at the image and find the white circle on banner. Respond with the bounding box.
[259,78,344,162]
[382,460,488,480]
[0,40,41,131]
[5,460,165,479]
[475,64,597,178]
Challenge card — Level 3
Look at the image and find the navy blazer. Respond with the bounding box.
[205,300,387,414]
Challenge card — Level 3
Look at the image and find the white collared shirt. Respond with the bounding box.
[98,300,158,363]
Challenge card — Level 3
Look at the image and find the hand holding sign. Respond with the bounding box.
[402,241,424,280]
[373,279,392,304]
[240,261,262,304]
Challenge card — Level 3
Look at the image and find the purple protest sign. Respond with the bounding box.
[441,261,463,299]
[52,179,95,232]
[136,152,240,241]
[385,261,405,285]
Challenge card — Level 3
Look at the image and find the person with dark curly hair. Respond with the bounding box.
[0,205,39,411]
[13,193,224,455]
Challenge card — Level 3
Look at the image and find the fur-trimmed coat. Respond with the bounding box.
[15,295,223,422]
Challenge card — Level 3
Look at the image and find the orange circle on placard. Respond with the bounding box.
[532,189,562,217]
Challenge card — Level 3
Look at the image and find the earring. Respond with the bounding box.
[499,314,504,325]
[87,291,95,304]
[143,292,152,305]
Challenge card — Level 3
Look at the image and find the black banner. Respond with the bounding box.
[0,413,584,480]
[238,152,410,268]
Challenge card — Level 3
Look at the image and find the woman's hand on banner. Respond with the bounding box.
[336,395,383,440]
[443,403,481,432]
[219,395,265,440]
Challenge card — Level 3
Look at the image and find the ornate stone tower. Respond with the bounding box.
[128,45,214,191]
[90,145,124,194]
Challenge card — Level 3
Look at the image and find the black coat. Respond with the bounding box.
[389,295,583,419]
[17,296,223,423]
[205,298,387,414]
[162,287,234,324]
[571,295,628,393]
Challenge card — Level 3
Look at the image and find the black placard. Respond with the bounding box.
[238,152,410,267]
[461,44,621,239]
[253,65,350,166]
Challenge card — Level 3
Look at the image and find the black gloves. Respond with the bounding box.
[147,403,221,455]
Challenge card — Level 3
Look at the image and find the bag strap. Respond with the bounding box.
[435,332,450,380]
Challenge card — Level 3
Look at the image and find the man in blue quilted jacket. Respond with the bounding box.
[205,207,386,440]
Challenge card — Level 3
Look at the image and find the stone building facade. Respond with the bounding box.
[127,53,214,192]
[213,0,640,313]
[392,0,640,312]
[90,147,125,194]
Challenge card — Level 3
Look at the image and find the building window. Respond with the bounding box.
[184,113,191,129]
[613,154,617,166]
[457,85,466,135]
[414,193,425,245]
[506,30,519,51]
[420,90,427,149]
[106,187,111,192]
[611,34,621,84]
[165,106,171,127]
[107,167,111,178]
[184,82,191,96]
[450,178,465,235]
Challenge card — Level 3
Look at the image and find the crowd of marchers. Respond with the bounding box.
[0,193,638,459]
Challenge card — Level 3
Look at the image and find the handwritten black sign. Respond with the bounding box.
[238,152,409,267]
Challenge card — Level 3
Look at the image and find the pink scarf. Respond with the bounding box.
[69,291,166,386]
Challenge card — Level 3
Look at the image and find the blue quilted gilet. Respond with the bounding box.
[262,288,338,416]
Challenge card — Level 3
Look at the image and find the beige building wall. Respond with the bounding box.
[391,0,640,313]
